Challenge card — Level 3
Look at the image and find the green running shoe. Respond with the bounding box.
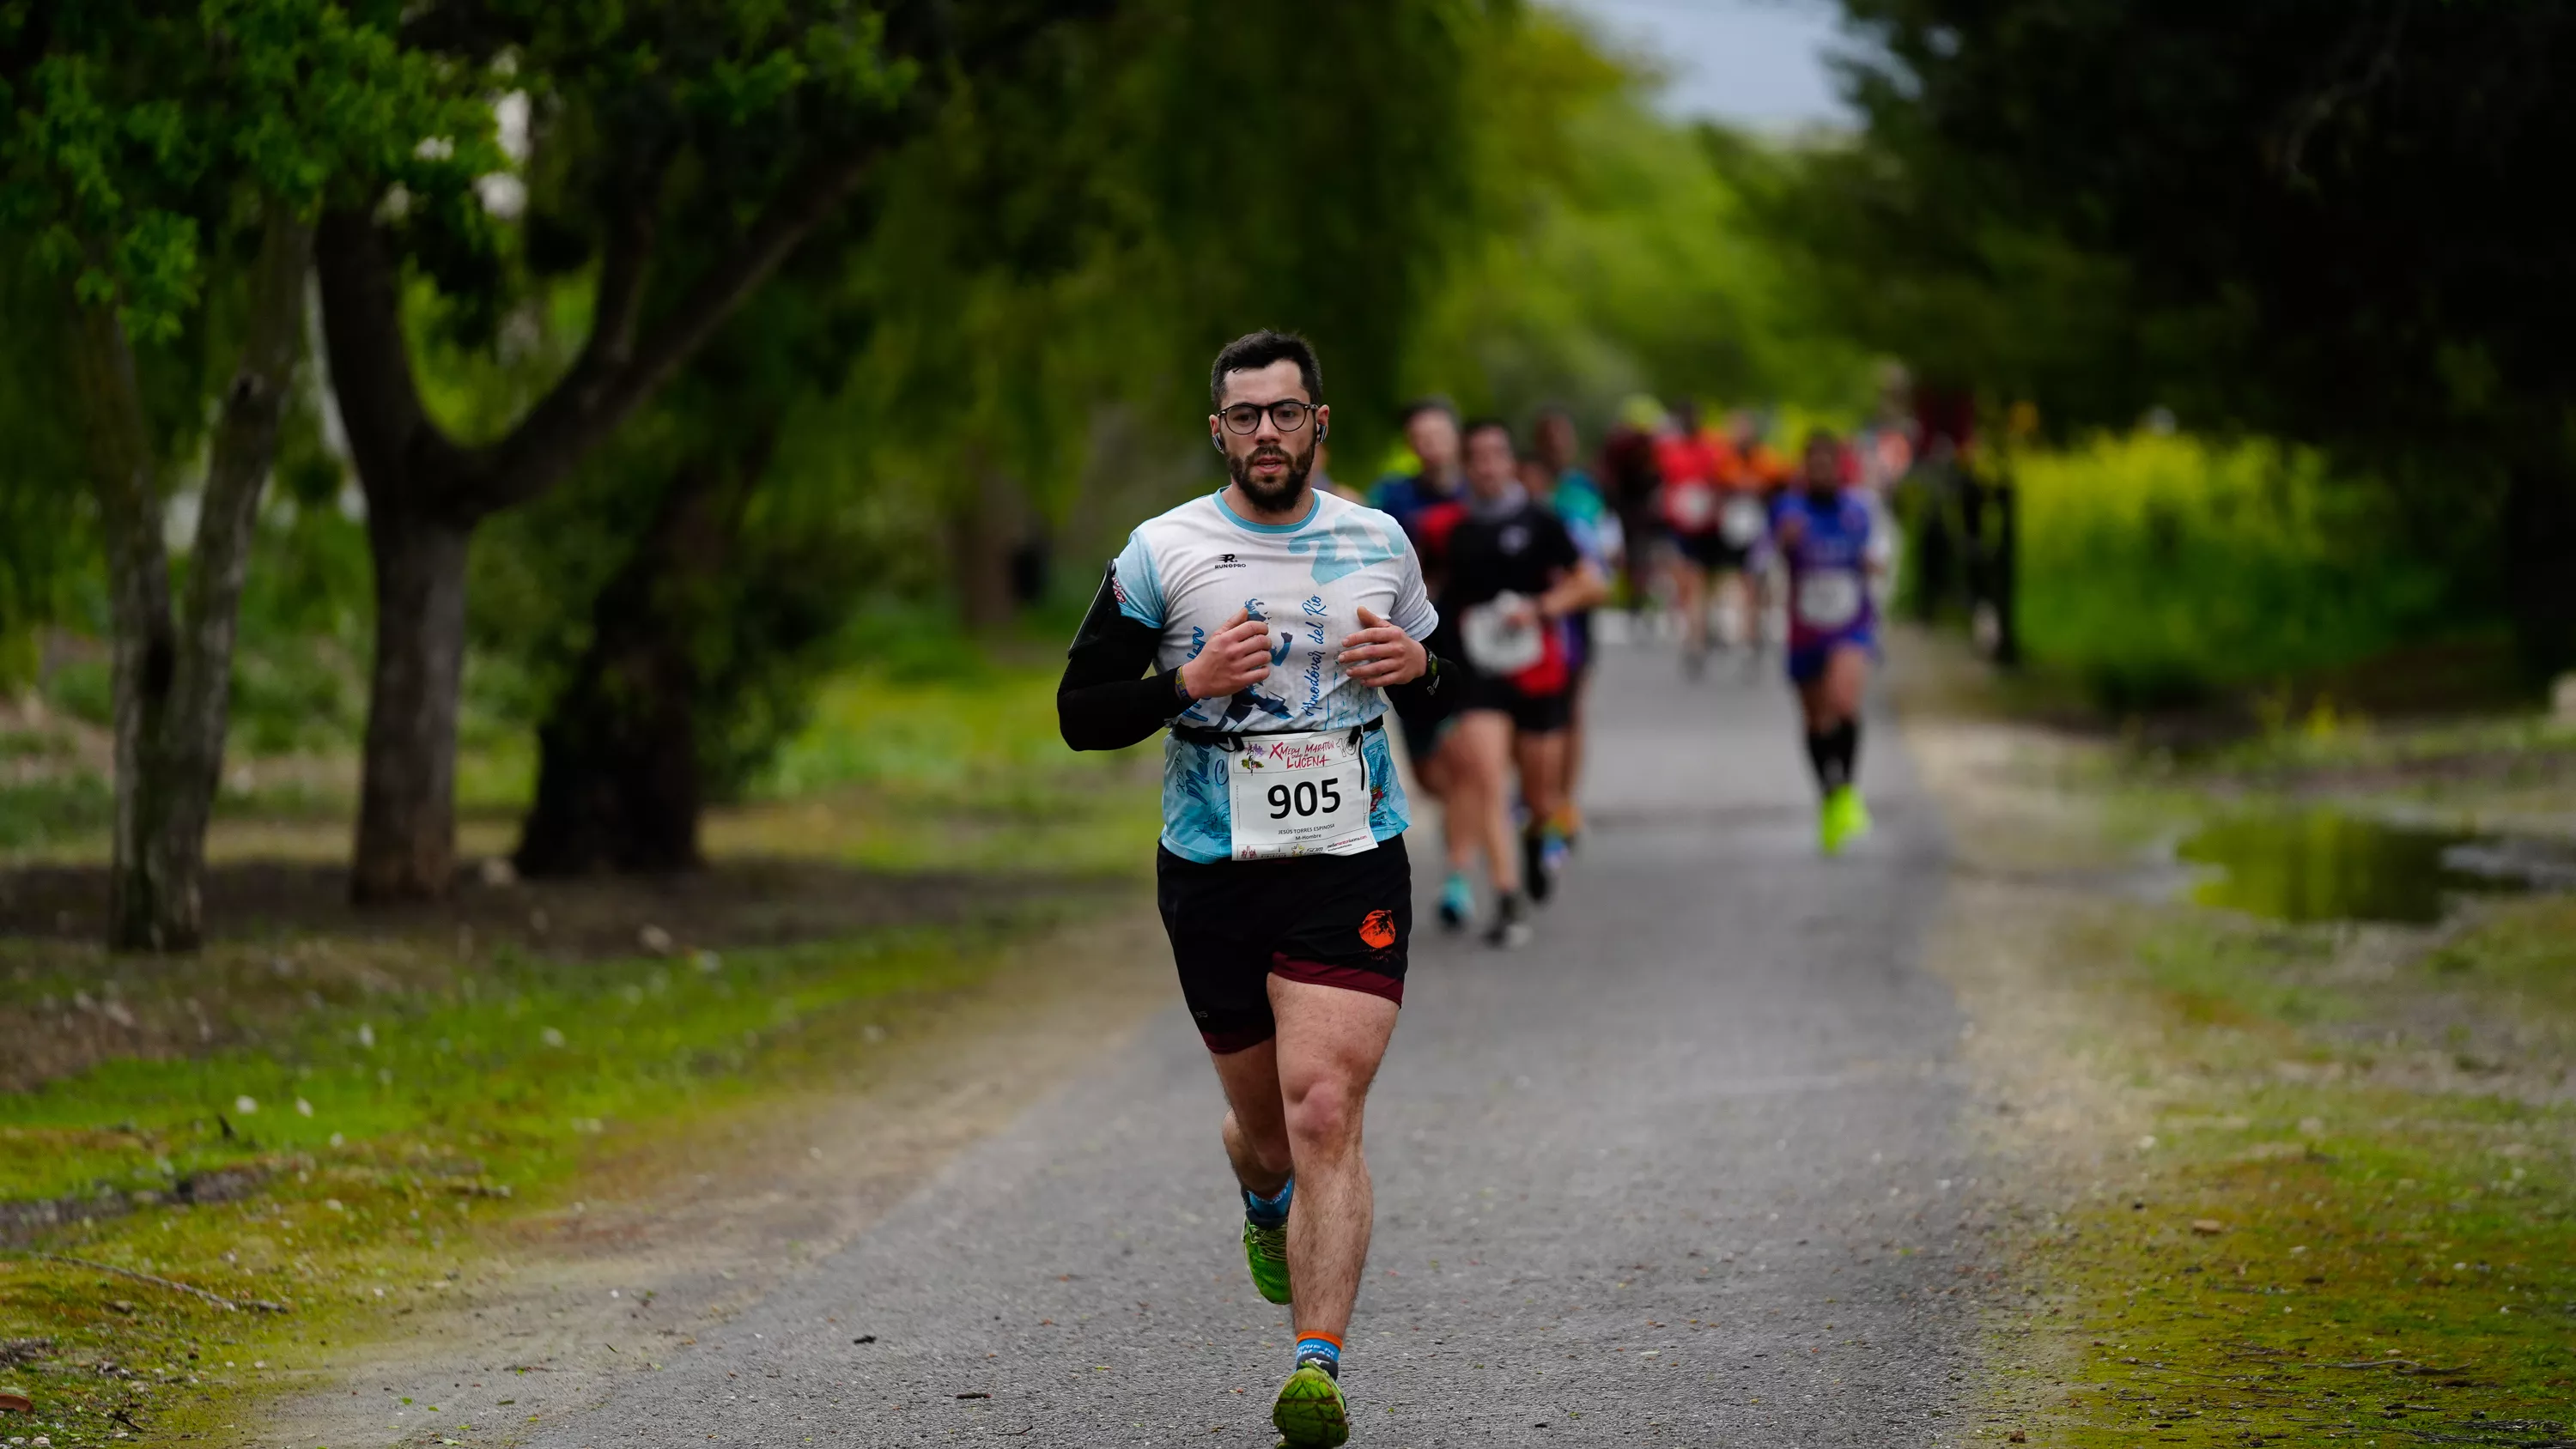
[1820,785,1872,856]
[1271,1363,1349,1448]
[1243,1218,1292,1305]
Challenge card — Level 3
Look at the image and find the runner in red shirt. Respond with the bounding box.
[1655,401,1741,677]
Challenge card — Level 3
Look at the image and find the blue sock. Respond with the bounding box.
[1295,1335,1341,1379]
[1243,1178,1292,1228]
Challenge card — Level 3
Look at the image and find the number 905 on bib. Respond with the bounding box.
[1227,728,1378,860]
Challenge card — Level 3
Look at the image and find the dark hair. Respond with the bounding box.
[1210,330,1323,409]
[1802,426,1841,452]
[1461,416,1514,448]
[1399,396,1459,427]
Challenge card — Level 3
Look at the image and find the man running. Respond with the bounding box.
[1654,401,1735,676]
[1530,407,1616,847]
[1441,418,1607,943]
[1714,408,1789,667]
[1365,399,1471,920]
[1056,331,1448,1446]
[1367,398,1467,542]
[1770,428,1890,855]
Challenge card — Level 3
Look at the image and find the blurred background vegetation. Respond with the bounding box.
[3,0,2568,910]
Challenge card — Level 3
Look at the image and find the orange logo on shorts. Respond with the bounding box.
[1358,909,1397,950]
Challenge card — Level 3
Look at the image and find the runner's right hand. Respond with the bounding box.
[1180,609,1273,699]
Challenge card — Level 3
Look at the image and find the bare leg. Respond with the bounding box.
[1796,645,1870,731]
[1211,1038,1292,1198]
[1512,727,1568,830]
[1559,681,1589,834]
[1674,561,1710,661]
[1714,569,1749,648]
[1268,976,1400,1343]
[1424,732,1479,883]
[1449,711,1520,894]
[1825,644,1869,721]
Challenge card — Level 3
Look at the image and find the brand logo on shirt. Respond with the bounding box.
[1215,552,1246,570]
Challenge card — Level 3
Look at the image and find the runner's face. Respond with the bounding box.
[1464,427,1517,500]
[1805,439,1841,494]
[1211,359,1322,512]
[1406,411,1461,479]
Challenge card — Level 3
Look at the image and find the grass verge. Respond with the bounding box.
[0,656,1158,1446]
[1896,630,2576,1446]
[0,908,1100,1446]
[1995,900,2576,1446]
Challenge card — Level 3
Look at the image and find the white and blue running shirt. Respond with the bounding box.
[1109,488,1439,863]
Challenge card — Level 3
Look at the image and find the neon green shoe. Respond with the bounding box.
[1243,1218,1292,1305]
[1820,785,1872,856]
[1271,1364,1349,1448]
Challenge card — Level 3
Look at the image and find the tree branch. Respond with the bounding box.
[313,206,471,521]
[459,144,879,518]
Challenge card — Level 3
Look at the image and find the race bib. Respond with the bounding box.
[1665,482,1716,531]
[1461,595,1545,675]
[1227,728,1377,861]
[1795,569,1865,630]
[1720,494,1768,547]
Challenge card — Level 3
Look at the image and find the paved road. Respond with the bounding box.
[530,638,1975,1446]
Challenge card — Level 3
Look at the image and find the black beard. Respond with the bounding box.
[1229,438,1315,511]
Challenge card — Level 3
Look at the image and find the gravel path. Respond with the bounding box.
[521,638,1980,1447]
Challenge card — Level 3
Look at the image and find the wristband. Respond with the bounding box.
[1171,669,1194,706]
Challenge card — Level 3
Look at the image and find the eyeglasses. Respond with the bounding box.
[1219,398,1319,434]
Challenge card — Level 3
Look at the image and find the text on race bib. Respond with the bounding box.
[1795,569,1865,630]
[1227,729,1377,861]
[1721,495,1768,546]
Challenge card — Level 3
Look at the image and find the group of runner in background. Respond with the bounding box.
[1347,394,1903,937]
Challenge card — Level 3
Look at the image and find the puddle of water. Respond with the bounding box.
[2178,809,2570,925]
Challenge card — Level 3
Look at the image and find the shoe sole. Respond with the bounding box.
[1272,1368,1350,1448]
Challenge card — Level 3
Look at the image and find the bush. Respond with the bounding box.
[2014,433,2456,708]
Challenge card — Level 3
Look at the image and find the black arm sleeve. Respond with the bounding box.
[1057,564,1183,752]
[1382,647,1458,712]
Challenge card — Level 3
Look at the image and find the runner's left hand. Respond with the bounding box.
[1339,606,1426,687]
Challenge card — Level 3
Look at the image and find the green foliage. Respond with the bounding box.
[1134,0,1488,466]
[1801,1,2576,670]
[1408,16,1872,434]
[0,243,94,686]
[0,0,500,338]
[2014,432,2457,707]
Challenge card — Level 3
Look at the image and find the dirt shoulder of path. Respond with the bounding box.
[1890,628,2576,1447]
[246,906,1170,1449]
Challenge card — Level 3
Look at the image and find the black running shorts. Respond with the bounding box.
[1457,673,1575,734]
[1156,835,1412,1054]
[1672,529,1752,573]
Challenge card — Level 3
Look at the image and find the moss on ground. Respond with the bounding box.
[0,913,1094,1446]
[1959,811,2576,1446]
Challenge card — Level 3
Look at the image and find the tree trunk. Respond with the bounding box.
[350,508,473,902]
[70,293,184,949]
[68,210,311,950]
[2504,456,2576,680]
[951,452,1024,634]
[314,137,880,904]
[513,441,764,877]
